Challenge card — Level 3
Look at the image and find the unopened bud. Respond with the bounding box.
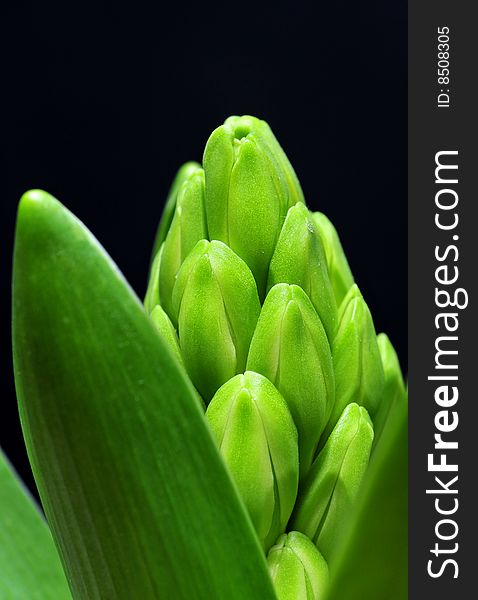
[206,371,298,548]
[151,161,202,260]
[172,240,260,401]
[267,203,337,342]
[247,283,334,477]
[321,285,384,444]
[267,531,329,600]
[292,403,374,560]
[158,167,207,322]
[144,244,163,314]
[203,115,302,298]
[373,333,406,448]
[311,211,354,306]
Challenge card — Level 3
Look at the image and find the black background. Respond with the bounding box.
[2,2,406,492]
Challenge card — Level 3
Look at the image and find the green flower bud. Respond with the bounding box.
[144,244,163,314]
[150,304,183,365]
[172,240,261,401]
[320,284,384,444]
[267,531,329,600]
[247,284,334,477]
[203,115,300,298]
[206,371,298,549]
[373,333,406,448]
[224,115,305,207]
[267,203,337,342]
[292,403,374,560]
[150,305,206,411]
[151,161,202,261]
[311,211,354,306]
[158,167,207,322]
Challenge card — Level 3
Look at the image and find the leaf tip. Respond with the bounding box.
[17,189,59,228]
[19,188,53,207]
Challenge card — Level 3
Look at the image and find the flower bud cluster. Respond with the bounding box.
[145,115,406,598]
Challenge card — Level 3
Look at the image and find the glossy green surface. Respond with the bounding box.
[173,239,261,401]
[206,371,298,549]
[158,166,207,321]
[0,448,71,600]
[12,190,276,600]
[151,161,201,260]
[311,212,354,306]
[292,404,374,560]
[267,203,337,342]
[268,532,329,600]
[204,116,292,298]
[247,284,334,477]
[321,285,384,445]
[326,398,408,599]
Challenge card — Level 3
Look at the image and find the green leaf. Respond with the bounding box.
[0,448,71,600]
[326,396,408,599]
[12,190,276,600]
